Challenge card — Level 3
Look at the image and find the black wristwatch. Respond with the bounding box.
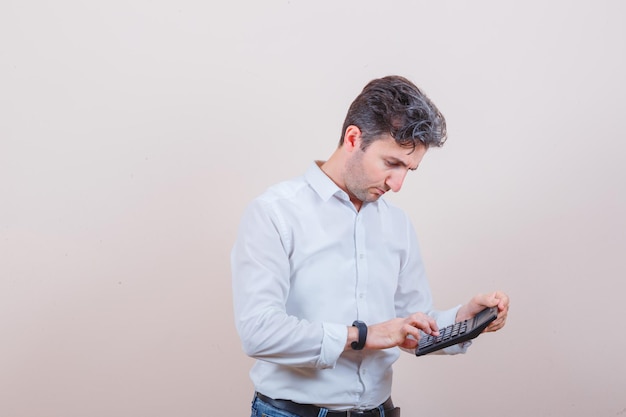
[351,320,367,350]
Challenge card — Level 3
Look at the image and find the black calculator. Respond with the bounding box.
[415,306,499,356]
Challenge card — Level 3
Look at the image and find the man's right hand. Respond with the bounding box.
[345,313,439,351]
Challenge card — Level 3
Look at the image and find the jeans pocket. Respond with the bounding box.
[252,397,302,417]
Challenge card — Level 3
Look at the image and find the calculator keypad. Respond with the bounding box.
[419,320,468,349]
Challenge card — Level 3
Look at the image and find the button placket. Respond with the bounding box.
[354,213,368,318]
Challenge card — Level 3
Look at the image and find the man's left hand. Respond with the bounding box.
[456,291,509,332]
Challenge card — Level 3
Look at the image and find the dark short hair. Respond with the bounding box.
[340,75,447,150]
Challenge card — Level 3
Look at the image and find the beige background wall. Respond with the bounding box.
[2,1,625,416]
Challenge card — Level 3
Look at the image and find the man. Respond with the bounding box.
[231,75,509,417]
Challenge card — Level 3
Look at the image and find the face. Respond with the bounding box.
[343,134,427,205]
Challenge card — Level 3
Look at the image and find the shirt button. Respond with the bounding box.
[359,254,365,259]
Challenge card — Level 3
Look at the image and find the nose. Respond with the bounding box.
[386,170,408,193]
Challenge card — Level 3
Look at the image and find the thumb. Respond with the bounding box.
[478,292,499,308]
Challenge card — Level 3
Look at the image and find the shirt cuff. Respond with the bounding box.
[316,322,348,369]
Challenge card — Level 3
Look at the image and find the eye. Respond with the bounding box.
[385,160,400,167]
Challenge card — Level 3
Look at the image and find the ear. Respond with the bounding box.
[342,125,362,152]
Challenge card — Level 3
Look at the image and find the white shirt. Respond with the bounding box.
[231,162,466,410]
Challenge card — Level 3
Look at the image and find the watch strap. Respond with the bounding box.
[351,320,367,350]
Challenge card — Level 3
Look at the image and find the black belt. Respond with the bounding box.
[255,392,394,417]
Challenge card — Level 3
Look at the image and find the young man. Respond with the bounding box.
[231,75,509,417]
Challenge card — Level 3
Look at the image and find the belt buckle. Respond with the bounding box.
[346,409,375,417]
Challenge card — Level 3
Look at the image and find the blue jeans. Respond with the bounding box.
[251,396,388,417]
[252,396,312,417]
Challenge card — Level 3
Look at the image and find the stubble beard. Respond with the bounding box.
[344,151,381,204]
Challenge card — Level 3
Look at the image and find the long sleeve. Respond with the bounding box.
[231,195,346,369]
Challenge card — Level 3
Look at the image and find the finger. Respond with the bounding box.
[486,319,501,332]
[399,337,419,350]
[493,291,510,311]
[485,310,508,332]
[402,323,423,341]
[472,293,497,310]
[410,314,439,336]
[423,314,439,334]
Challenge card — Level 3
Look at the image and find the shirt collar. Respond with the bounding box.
[304,161,349,202]
[304,161,388,210]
